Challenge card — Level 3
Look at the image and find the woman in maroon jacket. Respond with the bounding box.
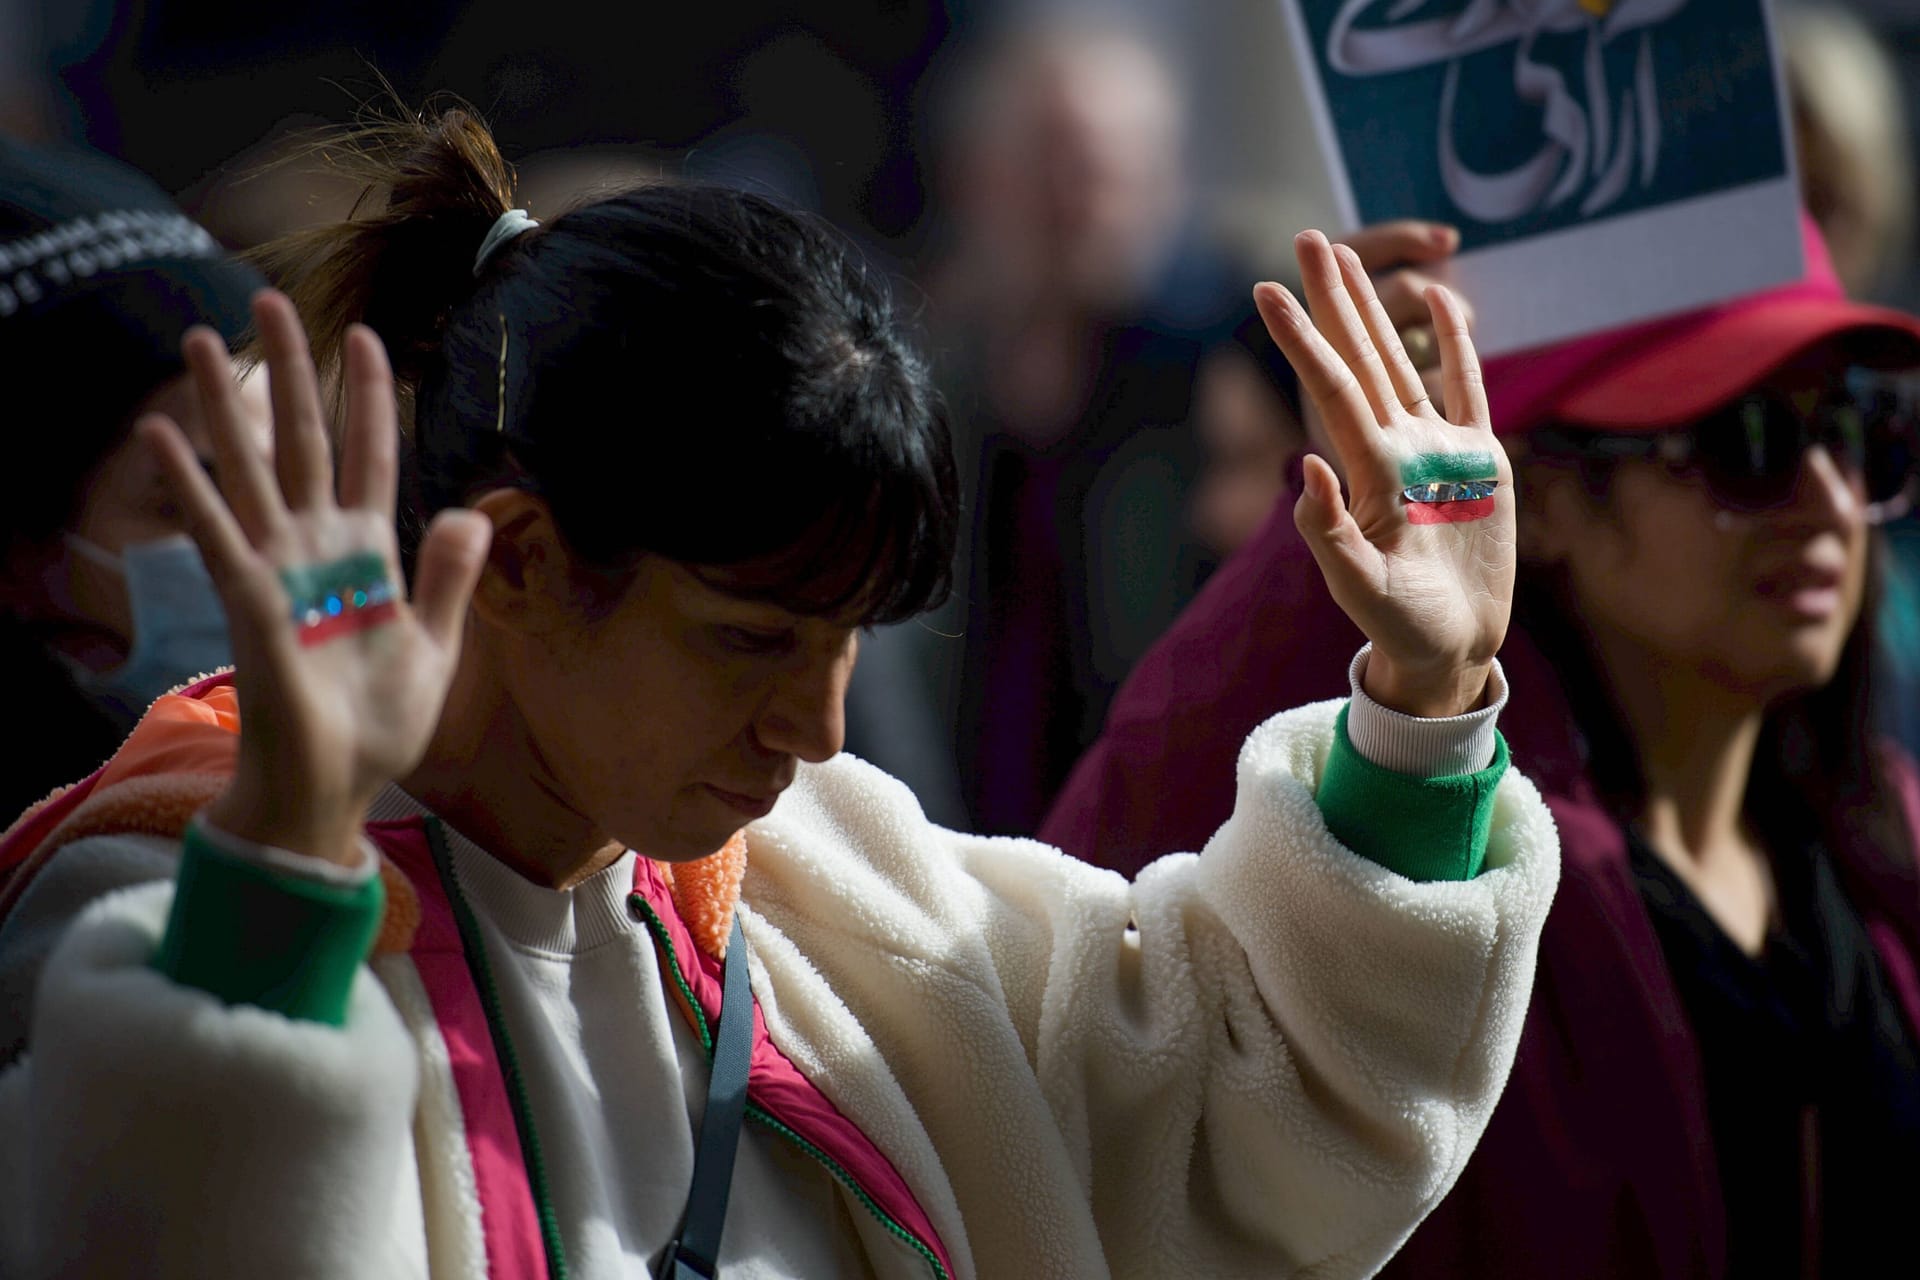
[1043,219,1920,1278]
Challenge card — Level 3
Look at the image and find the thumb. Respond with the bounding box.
[411,509,493,653]
[1293,453,1380,590]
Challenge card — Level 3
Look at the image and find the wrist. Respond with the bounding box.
[1361,650,1493,719]
[204,772,368,868]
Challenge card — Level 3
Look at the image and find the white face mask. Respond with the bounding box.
[61,532,232,722]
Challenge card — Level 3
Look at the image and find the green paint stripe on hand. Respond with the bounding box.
[279,552,391,605]
[1399,451,1498,486]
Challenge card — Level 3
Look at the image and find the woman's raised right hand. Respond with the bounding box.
[142,290,492,865]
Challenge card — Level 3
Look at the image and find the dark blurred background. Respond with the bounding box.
[4,2,1919,302]
[1,0,962,253]
[0,0,1362,280]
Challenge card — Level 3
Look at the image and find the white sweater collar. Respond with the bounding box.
[366,784,638,956]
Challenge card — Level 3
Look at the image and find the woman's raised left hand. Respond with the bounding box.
[141,291,493,865]
[1255,230,1514,718]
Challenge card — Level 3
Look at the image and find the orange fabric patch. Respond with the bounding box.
[97,686,241,789]
[663,831,750,959]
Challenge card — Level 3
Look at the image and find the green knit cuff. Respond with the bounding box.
[1316,703,1510,882]
[151,822,383,1026]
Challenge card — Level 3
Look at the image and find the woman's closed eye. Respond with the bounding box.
[718,625,798,656]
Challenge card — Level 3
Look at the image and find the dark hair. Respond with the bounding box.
[1514,443,1918,923]
[255,103,958,625]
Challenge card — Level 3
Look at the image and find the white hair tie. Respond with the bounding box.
[473,208,539,277]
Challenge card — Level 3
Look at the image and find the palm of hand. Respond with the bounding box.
[1339,416,1516,677]
[236,511,464,805]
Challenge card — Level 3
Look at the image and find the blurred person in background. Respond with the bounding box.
[1782,0,1915,302]
[0,106,1562,1279]
[1781,0,1920,760]
[1188,319,1310,559]
[865,13,1290,833]
[0,138,266,822]
[1045,218,1920,1277]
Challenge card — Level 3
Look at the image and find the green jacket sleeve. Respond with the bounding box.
[1316,702,1510,882]
[150,822,383,1026]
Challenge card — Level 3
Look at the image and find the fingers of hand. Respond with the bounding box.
[337,325,401,516]
[1425,285,1491,429]
[1375,267,1473,385]
[1254,281,1378,458]
[1333,242,1431,415]
[1294,230,1401,423]
[1338,220,1458,272]
[138,413,255,595]
[1292,452,1345,537]
[1293,453,1380,587]
[256,291,335,511]
[410,509,494,653]
[183,324,288,545]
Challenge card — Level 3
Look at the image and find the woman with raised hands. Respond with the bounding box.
[0,108,1554,1280]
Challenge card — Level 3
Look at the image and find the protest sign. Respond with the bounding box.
[1278,0,1804,354]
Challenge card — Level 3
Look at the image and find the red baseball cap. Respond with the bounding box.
[1483,214,1920,437]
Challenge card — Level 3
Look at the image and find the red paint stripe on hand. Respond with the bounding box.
[1405,496,1496,525]
[297,601,402,646]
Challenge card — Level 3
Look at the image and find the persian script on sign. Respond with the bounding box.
[1278,0,1804,354]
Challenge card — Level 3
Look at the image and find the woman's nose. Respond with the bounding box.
[1785,444,1866,528]
[753,631,857,764]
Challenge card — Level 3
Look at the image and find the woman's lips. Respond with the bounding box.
[1755,562,1847,621]
[705,784,781,820]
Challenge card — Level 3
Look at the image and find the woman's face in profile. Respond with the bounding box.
[502,554,860,863]
[1535,404,1871,706]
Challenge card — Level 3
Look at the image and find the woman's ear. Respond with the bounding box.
[465,489,573,635]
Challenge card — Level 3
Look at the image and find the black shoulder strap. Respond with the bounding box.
[661,913,752,1280]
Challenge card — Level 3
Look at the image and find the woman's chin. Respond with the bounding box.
[1739,645,1849,708]
[642,797,755,864]
[651,825,745,864]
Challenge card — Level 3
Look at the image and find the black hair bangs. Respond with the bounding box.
[679,376,960,628]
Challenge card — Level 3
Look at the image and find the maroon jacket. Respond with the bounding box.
[1041,495,1920,1278]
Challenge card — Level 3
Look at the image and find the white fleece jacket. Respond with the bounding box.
[0,699,1558,1279]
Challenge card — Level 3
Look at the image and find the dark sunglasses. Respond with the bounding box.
[1529,366,1920,524]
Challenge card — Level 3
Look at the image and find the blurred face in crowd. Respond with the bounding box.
[1190,348,1306,557]
[950,29,1187,311]
[1526,347,1884,707]
[21,360,268,669]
